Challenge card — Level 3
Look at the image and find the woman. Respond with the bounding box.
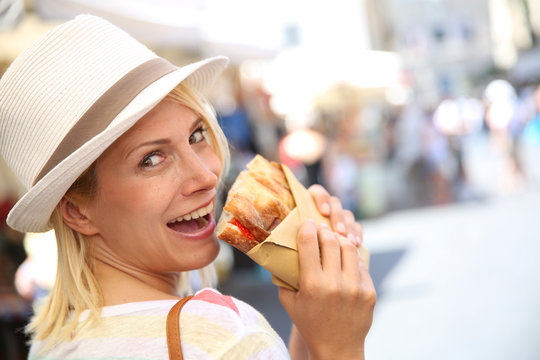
[0,15,375,359]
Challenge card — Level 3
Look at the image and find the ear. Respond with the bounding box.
[59,197,99,236]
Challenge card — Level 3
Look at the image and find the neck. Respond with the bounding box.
[91,239,181,305]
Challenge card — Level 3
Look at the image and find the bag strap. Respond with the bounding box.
[166,295,193,360]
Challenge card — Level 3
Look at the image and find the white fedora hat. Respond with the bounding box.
[0,14,229,233]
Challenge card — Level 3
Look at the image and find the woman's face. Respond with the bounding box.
[85,97,222,273]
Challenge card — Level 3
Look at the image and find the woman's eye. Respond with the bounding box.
[189,127,207,145]
[139,152,164,168]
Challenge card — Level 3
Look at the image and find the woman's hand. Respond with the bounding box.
[278,186,376,360]
[308,184,363,247]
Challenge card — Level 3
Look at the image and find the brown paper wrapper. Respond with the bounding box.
[245,164,370,290]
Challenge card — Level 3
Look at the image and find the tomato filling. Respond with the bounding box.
[230,218,255,241]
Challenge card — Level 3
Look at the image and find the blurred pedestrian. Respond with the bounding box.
[0,15,375,359]
[484,80,525,192]
[14,231,57,303]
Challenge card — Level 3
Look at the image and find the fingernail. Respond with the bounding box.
[348,233,356,244]
[355,236,362,246]
[320,222,329,229]
[321,202,330,215]
[336,222,346,234]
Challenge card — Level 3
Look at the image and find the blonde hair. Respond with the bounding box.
[26,82,230,347]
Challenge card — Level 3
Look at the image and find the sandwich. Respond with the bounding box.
[217,155,295,253]
[217,154,370,290]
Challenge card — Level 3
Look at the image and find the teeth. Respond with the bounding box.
[170,203,213,224]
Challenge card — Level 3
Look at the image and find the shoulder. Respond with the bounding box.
[187,288,247,317]
[182,288,272,334]
[179,288,289,358]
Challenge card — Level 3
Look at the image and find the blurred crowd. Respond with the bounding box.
[0,189,31,359]
[213,65,540,222]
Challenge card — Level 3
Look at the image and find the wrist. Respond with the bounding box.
[310,345,365,360]
[311,355,364,360]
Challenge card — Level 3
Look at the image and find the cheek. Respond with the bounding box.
[94,174,158,224]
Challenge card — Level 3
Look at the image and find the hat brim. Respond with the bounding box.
[8,56,228,233]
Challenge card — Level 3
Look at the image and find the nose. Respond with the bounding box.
[179,147,220,196]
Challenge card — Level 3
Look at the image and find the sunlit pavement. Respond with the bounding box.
[364,188,540,360]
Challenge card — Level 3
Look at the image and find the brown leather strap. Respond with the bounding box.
[166,296,193,360]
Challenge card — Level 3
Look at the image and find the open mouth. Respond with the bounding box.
[168,215,210,233]
[167,202,213,234]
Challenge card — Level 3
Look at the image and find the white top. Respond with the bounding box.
[29,288,289,359]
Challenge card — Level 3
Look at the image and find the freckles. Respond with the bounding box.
[134,183,163,204]
[148,185,167,202]
[102,180,146,212]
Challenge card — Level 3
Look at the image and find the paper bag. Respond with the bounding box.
[246,164,370,290]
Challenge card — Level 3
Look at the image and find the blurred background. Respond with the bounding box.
[1,0,540,359]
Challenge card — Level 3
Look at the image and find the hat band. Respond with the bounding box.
[34,57,177,185]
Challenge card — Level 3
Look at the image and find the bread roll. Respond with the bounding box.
[217,155,295,252]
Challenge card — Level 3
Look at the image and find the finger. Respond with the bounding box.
[329,196,346,235]
[356,245,373,285]
[347,245,377,307]
[354,222,364,246]
[338,234,361,281]
[296,220,323,282]
[358,262,377,303]
[318,223,341,276]
[308,184,331,217]
[342,209,356,236]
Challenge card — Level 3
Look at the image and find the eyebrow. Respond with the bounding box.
[124,117,204,159]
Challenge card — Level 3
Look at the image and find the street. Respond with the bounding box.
[365,188,540,359]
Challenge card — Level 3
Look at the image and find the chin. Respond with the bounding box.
[182,237,221,271]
